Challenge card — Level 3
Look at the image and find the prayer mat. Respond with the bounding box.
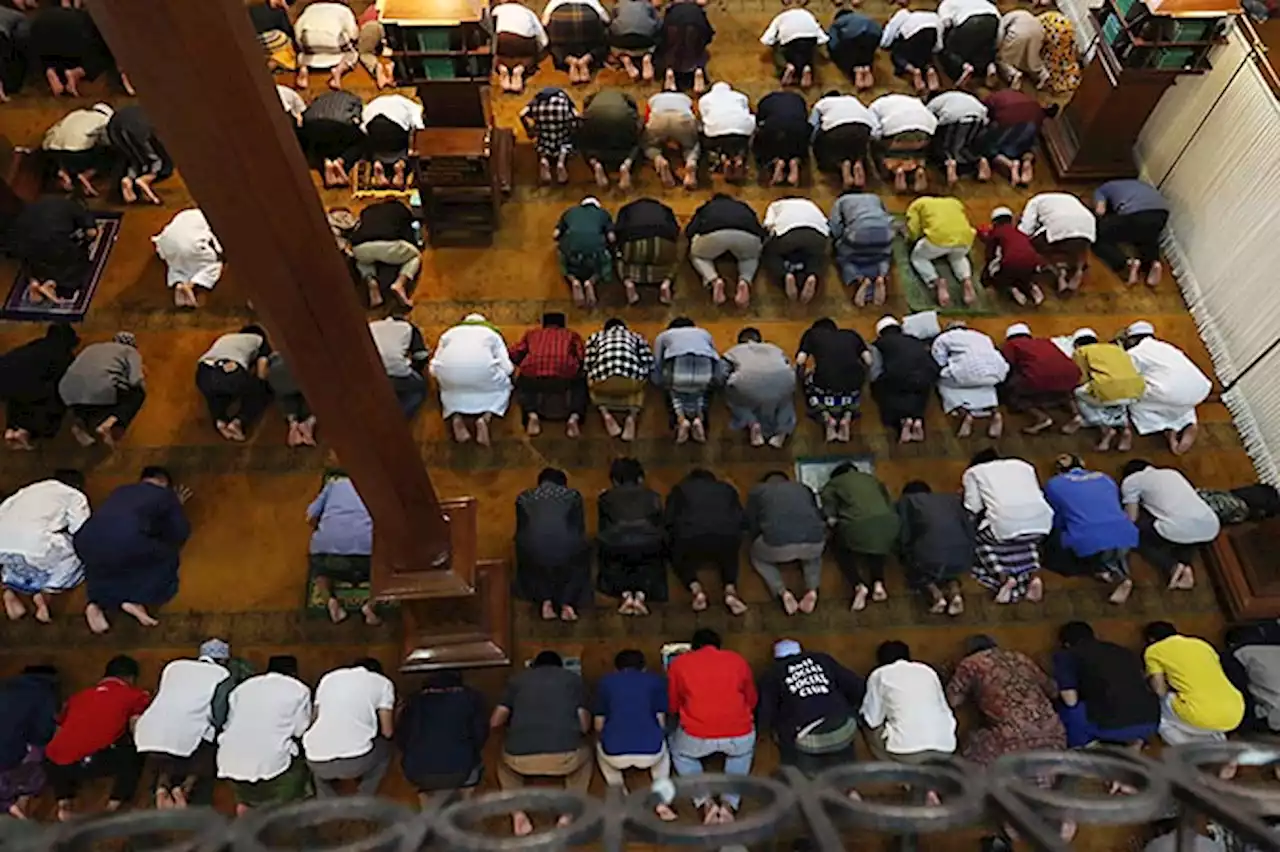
[794,454,875,495]
[304,553,396,618]
[3,211,122,322]
[350,161,417,200]
[892,218,997,317]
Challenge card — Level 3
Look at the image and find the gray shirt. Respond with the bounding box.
[199,333,265,369]
[369,318,429,378]
[1233,645,1280,732]
[829,193,892,246]
[746,480,826,546]
[610,0,659,38]
[724,342,794,406]
[58,342,144,405]
[499,666,586,756]
[1094,179,1168,215]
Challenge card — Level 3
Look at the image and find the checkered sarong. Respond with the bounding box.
[662,354,715,417]
[546,4,608,68]
[616,236,678,284]
[971,525,1042,602]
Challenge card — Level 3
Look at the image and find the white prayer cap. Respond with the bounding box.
[991,206,1014,220]
[1072,327,1098,342]
[1127,320,1155,337]
[581,196,602,207]
[1005,322,1031,339]
[91,102,115,118]
[464,312,487,323]
[875,316,900,334]
[774,639,802,658]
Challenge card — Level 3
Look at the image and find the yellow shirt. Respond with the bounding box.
[1144,635,1244,732]
[905,197,975,249]
[1073,342,1146,403]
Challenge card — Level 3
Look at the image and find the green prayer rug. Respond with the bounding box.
[892,219,998,317]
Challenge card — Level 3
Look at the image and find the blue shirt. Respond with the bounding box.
[828,11,881,50]
[592,670,667,756]
[1044,469,1138,557]
[1094,180,1168,215]
[307,478,373,555]
[0,673,58,771]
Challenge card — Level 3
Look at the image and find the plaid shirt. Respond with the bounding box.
[523,90,580,158]
[510,327,585,380]
[584,325,654,383]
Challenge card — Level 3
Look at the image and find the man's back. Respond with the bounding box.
[1145,635,1244,732]
[1065,639,1159,730]
[217,672,312,781]
[135,659,229,758]
[669,646,757,739]
[501,666,586,756]
[861,660,956,754]
[303,667,396,762]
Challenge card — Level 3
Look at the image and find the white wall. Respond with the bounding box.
[1135,23,1280,484]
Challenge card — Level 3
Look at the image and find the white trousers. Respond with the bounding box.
[595,744,671,789]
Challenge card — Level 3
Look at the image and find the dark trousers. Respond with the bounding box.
[279,392,311,422]
[830,33,879,74]
[195,362,270,427]
[779,37,818,72]
[890,28,937,75]
[939,15,998,79]
[763,226,828,282]
[516,375,588,425]
[389,372,426,418]
[833,538,885,588]
[1136,512,1194,579]
[1093,209,1168,273]
[47,736,144,804]
[70,385,147,432]
[517,547,591,608]
[670,531,741,588]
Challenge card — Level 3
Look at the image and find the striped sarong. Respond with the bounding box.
[616,236,678,284]
[546,4,608,69]
[971,525,1042,602]
[879,129,932,173]
[260,29,298,72]
[662,354,715,418]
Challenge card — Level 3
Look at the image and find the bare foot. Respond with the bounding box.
[724,592,748,615]
[1026,575,1044,602]
[451,416,472,443]
[84,603,110,634]
[690,418,706,443]
[781,590,799,615]
[987,412,1004,438]
[851,585,868,612]
[592,161,608,188]
[656,804,677,821]
[326,597,349,624]
[526,413,542,437]
[3,589,26,620]
[70,423,96,447]
[560,605,578,621]
[624,280,640,305]
[799,589,818,613]
[601,410,622,438]
[800,65,813,88]
[691,588,708,611]
[474,417,491,447]
[541,600,557,620]
[1146,261,1162,288]
[1116,427,1133,453]
[512,812,534,837]
[122,602,159,627]
[120,177,137,204]
[947,595,965,616]
[799,275,817,304]
[565,416,581,438]
[361,603,383,625]
[994,578,1016,604]
[872,581,887,602]
[659,280,673,304]
[1109,579,1133,605]
[956,414,974,438]
[621,415,637,442]
[33,593,51,624]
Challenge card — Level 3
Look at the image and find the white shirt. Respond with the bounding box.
[938,0,999,30]
[362,94,425,132]
[493,3,549,47]
[867,93,937,139]
[42,105,113,152]
[1018,193,1097,243]
[926,90,988,125]
[648,91,694,116]
[217,673,313,782]
[809,95,874,132]
[295,2,359,67]
[1121,467,1220,545]
[277,85,307,123]
[764,198,830,238]
[698,83,756,137]
[1127,338,1212,409]
[542,0,609,24]
[134,659,231,758]
[302,667,396,762]
[759,8,829,46]
[962,458,1054,540]
[0,480,89,575]
[880,9,941,48]
[860,660,957,755]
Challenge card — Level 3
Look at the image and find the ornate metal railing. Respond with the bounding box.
[9,743,1280,851]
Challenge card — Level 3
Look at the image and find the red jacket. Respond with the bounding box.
[1002,336,1082,394]
[667,646,757,739]
[978,221,1044,275]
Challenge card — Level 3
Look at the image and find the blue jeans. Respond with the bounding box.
[668,727,756,810]
[390,373,426,418]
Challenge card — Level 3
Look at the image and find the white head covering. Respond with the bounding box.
[91,102,115,119]
[875,316,900,334]
[1127,320,1155,337]
[581,197,601,208]
[1072,327,1098,342]
[773,639,802,659]
[1005,322,1031,339]
[991,206,1014,221]
[463,312,487,323]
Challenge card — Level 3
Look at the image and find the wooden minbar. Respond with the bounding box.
[1042,0,1238,179]
[372,496,513,673]
[1207,517,1280,620]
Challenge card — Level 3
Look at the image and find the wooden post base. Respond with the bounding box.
[373,496,479,598]
[1206,518,1280,620]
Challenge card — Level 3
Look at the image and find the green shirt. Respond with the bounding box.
[820,470,900,555]
[557,204,613,256]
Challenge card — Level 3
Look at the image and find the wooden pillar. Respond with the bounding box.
[89,0,471,592]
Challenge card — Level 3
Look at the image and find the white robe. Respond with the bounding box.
[931,328,1009,414]
[153,208,224,290]
[0,480,90,593]
[429,324,514,417]
[1127,338,1212,435]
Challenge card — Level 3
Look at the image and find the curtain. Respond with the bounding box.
[1157,55,1280,385]
[1224,347,1280,486]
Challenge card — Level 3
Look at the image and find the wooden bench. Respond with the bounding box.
[1206,517,1280,620]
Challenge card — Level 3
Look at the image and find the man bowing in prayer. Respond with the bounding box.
[74,467,192,634]
[1122,321,1211,455]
